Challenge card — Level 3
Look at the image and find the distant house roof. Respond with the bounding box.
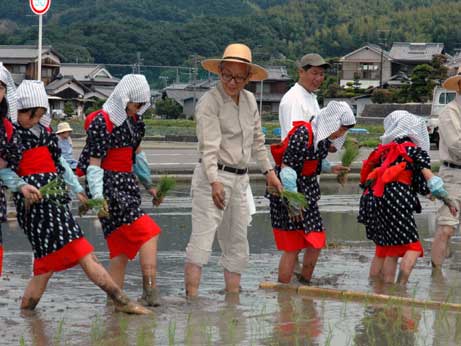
[45,76,89,98]
[60,63,118,85]
[0,45,62,66]
[163,79,219,105]
[264,66,291,81]
[389,42,444,62]
[340,44,391,61]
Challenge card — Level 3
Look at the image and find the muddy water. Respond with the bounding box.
[2,187,461,345]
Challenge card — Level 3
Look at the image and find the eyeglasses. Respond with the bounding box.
[221,72,248,84]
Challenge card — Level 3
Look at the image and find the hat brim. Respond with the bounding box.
[201,59,268,81]
[56,128,73,134]
[442,75,461,92]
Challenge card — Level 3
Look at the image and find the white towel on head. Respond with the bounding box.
[380,110,430,152]
[0,62,17,120]
[103,74,151,127]
[14,80,51,127]
[313,101,356,149]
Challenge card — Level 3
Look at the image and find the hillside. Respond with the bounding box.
[1,0,460,68]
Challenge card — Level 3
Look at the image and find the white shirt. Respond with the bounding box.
[278,82,320,139]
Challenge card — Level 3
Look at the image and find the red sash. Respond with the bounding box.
[17,146,57,176]
[361,142,415,197]
[84,110,114,133]
[2,118,13,142]
[271,121,318,176]
[101,147,133,172]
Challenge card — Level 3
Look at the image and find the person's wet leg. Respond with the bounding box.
[20,271,53,310]
[139,236,160,306]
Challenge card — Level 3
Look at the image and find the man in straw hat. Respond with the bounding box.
[431,68,461,271]
[184,43,283,297]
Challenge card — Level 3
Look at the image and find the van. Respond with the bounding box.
[426,87,457,148]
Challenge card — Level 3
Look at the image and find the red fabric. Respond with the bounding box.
[273,229,326,251]
[17,146,57,176]
[301,160,319,176]
[84,109,114,133]
[107,214,161,260]
[101,147,133,172]
[0,244,3,276]
[361,141,416,197]
[33,237,94,276]
[75,167,85,177]
[271,121,313,166]
[375,241,424,258]
[3,118,13,142]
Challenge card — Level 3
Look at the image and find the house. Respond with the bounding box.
[0,45,62,85]
[163,79,218,118]
[59,63,119,99]
[45,76,91,118]
[246,66,292,115]
[389,42,445,75]
[340,44,392,88]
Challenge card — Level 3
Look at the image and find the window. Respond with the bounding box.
[9,65,26,74]
[439,92,456,105]
[360,63,379,80]
[255,83,271,94]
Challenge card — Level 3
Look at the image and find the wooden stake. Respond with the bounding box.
[259,281,461,312]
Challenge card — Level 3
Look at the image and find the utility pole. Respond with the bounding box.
[192,54,198,111]
[377,30,390,88]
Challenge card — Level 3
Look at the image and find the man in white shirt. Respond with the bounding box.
[279,53,329,139]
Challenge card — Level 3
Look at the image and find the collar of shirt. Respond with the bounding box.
[294,82,317,99]
[456,93,461,107]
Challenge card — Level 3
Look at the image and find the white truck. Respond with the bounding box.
[427,86,456,148]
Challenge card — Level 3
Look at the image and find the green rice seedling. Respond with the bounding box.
[168,319,176,346]
[37,178,67,208]
[267,186,308,217]
[53,319,65,345]
[337,139,360,186]
[153,176,176,205]
[19,336,26,346]
[78,198,109,218]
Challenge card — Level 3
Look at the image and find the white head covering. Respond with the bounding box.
[103,74,151,127]
[380,110,430,152]
[312,101,356,149]
[13,80,51,127]
[0,62,18,120]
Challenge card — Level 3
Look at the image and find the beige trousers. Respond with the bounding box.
[185,164,250,273]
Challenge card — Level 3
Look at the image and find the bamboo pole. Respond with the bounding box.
[259,281,461,312]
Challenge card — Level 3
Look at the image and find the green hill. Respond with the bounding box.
[1,0,460,69]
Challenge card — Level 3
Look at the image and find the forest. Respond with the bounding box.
[1,0,460,68]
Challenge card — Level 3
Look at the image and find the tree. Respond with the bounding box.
[371,88,394,104]
[430,54,448,87]
[155,97,183,119]
[408,64,434,102]
[64,101,74,116]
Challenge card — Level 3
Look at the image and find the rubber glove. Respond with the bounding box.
[280,166,298,193]
[321,159,332,173]
[133,151,154,189]
[87,165,104,199]
[0,168,26,192]
[427,176,448,199]
[59,157,84,196]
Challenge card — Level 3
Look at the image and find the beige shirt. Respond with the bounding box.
[195,82,272,183]
[439,99,461,164]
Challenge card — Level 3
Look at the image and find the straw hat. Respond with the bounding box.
[442,67,461,92]
[56,121,73,134]
[201,43,268,81]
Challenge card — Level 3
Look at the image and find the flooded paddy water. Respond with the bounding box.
[1,180,461,345]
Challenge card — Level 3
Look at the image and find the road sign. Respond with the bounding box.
[29,0,51,15]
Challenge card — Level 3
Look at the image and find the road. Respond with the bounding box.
[71,140,442,174]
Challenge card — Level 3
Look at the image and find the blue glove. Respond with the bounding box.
[59,157,84,196]
[428,176,448,199]
[321,159,332,173]
[0,168,26,192]
[133,151,154,189]
[280,166,298,192]
[87,165,104,199]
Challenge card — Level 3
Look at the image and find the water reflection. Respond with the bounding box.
[267,291,322,346]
